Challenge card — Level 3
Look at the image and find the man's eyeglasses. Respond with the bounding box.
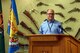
[47,13,54,15]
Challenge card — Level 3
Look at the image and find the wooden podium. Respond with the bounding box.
[26,34,80,53]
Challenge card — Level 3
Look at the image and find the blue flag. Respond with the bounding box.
[8,0,19,53]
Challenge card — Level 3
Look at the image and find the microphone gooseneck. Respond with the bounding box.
[59,25,70,35]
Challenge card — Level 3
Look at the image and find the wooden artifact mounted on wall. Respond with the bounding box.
[68,8,80,13]
[55,4,65,9]
[40,11,47,15]
[37,2,49,7]
[23,10,39,30]
[20,21,36,34]
[70,0,80,4]
[55,12,65,18]
[30,9,39,14]
[64,27,72,31]
[64,17,77,23]
[75,28,80,39]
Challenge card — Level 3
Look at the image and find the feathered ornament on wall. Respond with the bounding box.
[68,8,80,13]
[40,11,47,15]
[70,0,80,4]
[64,17,77,23]
[55,4,65,9]
[37,2,49,7]
[55,12,65,18]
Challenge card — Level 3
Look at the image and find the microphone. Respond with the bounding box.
[58,25,70,35]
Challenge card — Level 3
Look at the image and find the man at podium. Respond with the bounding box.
[39,9,63,34]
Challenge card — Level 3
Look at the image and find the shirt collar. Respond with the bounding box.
[47,19,55,23]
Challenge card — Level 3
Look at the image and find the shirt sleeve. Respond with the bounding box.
[59,26,64,34]
[57,23,64,34]
[39,26,43,34]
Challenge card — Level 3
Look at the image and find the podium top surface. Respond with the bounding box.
[25,34,72,37]
[24,34,80,43]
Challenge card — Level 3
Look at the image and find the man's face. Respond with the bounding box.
[47,9,54,21]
